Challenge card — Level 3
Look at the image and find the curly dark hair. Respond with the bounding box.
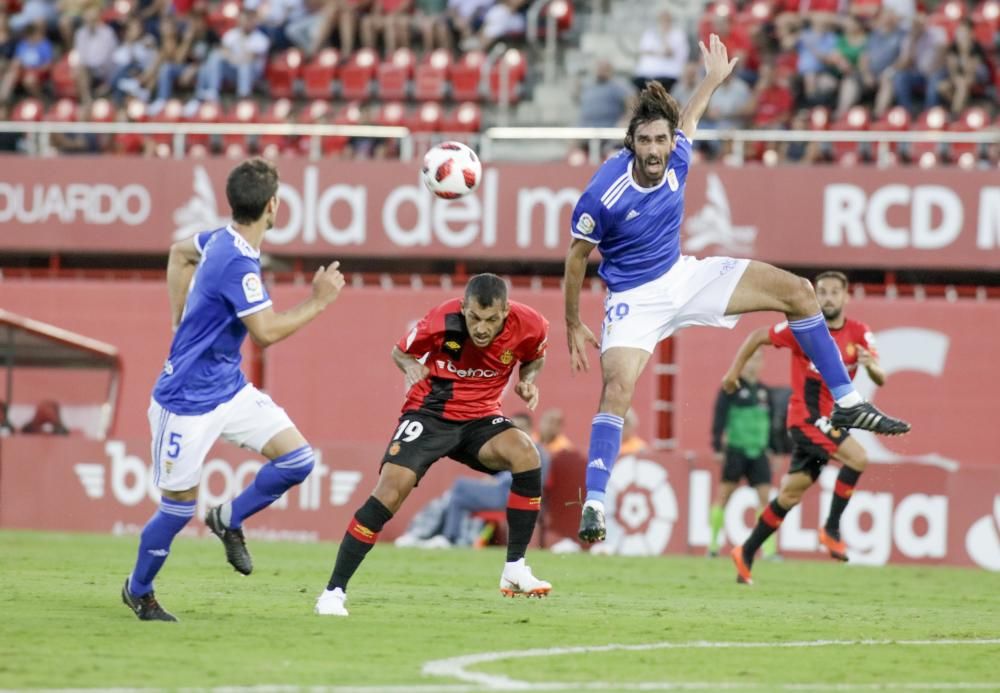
[624,81,681,153]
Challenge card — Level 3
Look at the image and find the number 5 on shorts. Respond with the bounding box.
[166,432,182,458]
[393,420,424,443]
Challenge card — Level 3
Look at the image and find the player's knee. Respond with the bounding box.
[510,437,540,473]
[600,378,634,412]
[790,276,817,313]
[778,487,803,508]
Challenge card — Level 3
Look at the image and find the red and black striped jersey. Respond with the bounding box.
[769,318,877,426]
[397,298,549,420]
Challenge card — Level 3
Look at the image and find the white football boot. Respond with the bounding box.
[499,558,552,598]
[314,587,349,616]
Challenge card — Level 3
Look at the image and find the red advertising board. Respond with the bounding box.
[1,157,998,268]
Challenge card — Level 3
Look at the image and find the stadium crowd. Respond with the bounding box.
[0,0,996,164]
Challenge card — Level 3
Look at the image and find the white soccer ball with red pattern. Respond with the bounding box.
[421,141,482,199]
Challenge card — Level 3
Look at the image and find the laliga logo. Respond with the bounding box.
[965,496,1000,571]
[604,456,678,556]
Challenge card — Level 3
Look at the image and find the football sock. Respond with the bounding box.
[328,496,393,591]
[506,468,542,562]
[825,466,862,534]
[788,314,861,405]
[742,499,790,565]
[228,445,315,528]
[708,504,724,552]
[128,498,196,596]
[585,413,625,504]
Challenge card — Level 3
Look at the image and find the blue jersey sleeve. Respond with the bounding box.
[193,231,216,254]
[220,257,272,319]
[570,190,607,245]
[669,130,693,187]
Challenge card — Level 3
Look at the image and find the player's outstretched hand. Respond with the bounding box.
[313,261,345,307]
[699,33,738,86]
[567,321,599,374]
[721,370,741,394]
[856,346,875,367]
[515,381,540,410]
[403,362,430,389]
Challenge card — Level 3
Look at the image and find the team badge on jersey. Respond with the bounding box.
[576,212,596,235]
[500,349,514,365]
[666,169,679,192]
[242,273,264,303]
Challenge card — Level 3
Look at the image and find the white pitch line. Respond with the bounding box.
[421,638,1000,690]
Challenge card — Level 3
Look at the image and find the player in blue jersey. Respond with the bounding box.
[121,158,345,621]
[563,35,911,544]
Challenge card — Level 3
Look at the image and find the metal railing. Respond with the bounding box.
[0,120,997,165]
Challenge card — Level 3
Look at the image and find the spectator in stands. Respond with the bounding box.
[889,13,948,116]
[101,17,157,103]
[56,0,93,49]
[577,58,633,127]
[435,0,492,53]
[0,20,53,103]
[131,0,170,37]
[21,400,70,435]
[192,8,269,105]
[633,9,689,93]
[697,73,754,155]
[473,0,528,51]
[248,0,307,52]
[795,15,838,106]
[72,5,119,107]
[779,108,822,163]
[619,409,649,457]
[338,0,374,57]
[939,18,991,115]
[0,13,16,78]
[751,60,795,128]
[669,60,700,107]
[539,408,574,456]
[283,0,338,57]
[836,9,905,118]
[148,7,216,112]
[827,14,868,86]
[411,0,448,54]
[51,101,107,152]
[361,0,414,56]
[8,0,57,33]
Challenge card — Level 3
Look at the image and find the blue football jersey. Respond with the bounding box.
[152,227,273,415]
[569,131,693,292]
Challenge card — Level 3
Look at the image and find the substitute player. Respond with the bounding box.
[707,349,777,559]
[315,274,550,616]
[726,271,885,584]
[122,158,345,621]
[564,35,910,544]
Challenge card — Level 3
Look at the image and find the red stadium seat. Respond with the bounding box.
[377,47,414,101]
[306,101,365,156]
[488,48,526,104]
[442,102,481,133]
[413,49,450,101]
[224,98,261,148]
[89,98,116,123]
[116,99,147,155]
[266,48,303,99]
[929,0,966,37]
[208,0,240,38]
[869,105,910,157]
[539,0,574,35]
[449,50,485,102]
[807,105,831,130]
[972,0,999,47]
[259,98,296,154]
[302,48,339,100]
[910,106,949,162]
[407,101,442,132]
[101,0,132,23]
[186,100,221,150]
[224,141,247,159]
[735,0,771,29]
[377,101,407,127]
[150,98,183,146]
[830,105,870,161]
[51,52,78,99]
[948,106,989,163]
[12,98,44,122]
[339,48,378,101]
[46,98,78,122]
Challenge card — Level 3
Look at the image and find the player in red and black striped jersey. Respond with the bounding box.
[722,271,889,585]
[315,274,552,616]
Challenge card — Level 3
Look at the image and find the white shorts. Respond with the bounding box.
[148,383,295,492]
[601,255,750,354]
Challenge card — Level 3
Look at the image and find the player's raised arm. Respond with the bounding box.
[242,262,345,348]
[721,327,772,393]
[678,33,739,140]
[166,235,204,330]
[564,238,600,373]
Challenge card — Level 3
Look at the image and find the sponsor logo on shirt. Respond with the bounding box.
[446,361,499,379]
[242,273,264,303]
[575,212,596,235]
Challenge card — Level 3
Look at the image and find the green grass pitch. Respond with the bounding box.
[1,529,998,691]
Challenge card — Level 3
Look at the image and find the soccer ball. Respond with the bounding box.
[421,141,482,199]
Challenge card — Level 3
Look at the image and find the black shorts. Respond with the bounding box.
[380,410,516,483]
[722,449,772,486]
[788,422,851,481]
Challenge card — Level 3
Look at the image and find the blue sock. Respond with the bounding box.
[788,314,856,402]
[585,413,624,504]
[228,445,315,529]
[129,498,195,596]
